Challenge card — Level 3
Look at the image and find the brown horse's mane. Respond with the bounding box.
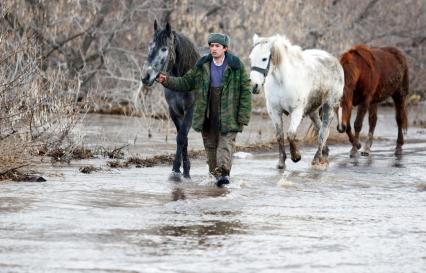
[350,45,376,69]
[340,44,376,87]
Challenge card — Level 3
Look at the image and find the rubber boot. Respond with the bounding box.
[215,166,230,187]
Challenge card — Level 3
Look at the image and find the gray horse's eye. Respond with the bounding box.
[161,47,167,52]
[262,58,267,62]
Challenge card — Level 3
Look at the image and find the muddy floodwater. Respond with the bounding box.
[1,106,426,273]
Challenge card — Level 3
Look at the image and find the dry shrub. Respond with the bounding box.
[1,8,82,178]
[107,160,129,168]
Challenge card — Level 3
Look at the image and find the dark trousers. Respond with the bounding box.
[202,86,236,176]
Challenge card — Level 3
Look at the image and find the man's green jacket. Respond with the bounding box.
[163,52,252,133]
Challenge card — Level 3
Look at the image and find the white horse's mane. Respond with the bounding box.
[254,34,304,64]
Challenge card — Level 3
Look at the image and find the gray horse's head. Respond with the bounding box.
[142,20,175,86]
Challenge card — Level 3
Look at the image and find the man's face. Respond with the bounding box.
[209,43,227,59]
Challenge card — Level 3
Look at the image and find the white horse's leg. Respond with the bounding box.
[287,108,303,162]
[313,103,333,165]
[309,111,321,135]
[309,110,330,157]
[268,108,286,169]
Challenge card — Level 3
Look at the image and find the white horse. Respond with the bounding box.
[249,34,344,168]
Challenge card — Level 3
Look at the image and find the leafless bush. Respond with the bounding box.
[1,4,81,176]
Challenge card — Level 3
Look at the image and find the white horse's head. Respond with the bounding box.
[249,34,272,94]
[249,34,286,94]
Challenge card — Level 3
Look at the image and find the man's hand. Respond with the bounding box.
[156,72,167,84]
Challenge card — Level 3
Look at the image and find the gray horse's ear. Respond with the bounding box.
[154,20,158,32]
[165,22,172,36]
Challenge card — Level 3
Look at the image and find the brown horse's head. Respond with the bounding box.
[336,50,362,133]
[336,91,353,133]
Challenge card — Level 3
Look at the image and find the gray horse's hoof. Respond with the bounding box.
[395,147,403,156]
[277,160,286,169]
[168,171,182,182]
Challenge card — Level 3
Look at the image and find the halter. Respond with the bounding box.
[250,41,272,83]
[152,34,176,80]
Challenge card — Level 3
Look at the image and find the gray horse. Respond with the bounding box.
[142,21,199,181]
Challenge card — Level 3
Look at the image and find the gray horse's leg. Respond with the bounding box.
[181,108,194,178]
[287,108,303,163]
[268,109,286,169]
[169,110,183,181]
[361,104,377,156]
[312,103,332,165]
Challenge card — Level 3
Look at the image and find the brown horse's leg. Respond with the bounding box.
[345,124,356,146]
[393,94,408,156]
[350,103,368,157]
[361,104,378,156]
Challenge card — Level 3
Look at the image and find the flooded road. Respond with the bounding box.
[1,106,426,273]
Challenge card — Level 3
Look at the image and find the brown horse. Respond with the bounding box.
[336,45,409,157]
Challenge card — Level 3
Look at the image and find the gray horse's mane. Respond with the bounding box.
[171,32,200,76]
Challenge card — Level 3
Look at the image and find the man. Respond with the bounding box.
[157,33,252,187]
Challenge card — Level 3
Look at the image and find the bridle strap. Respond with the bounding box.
[250,66,268,76]
[250,57,271,77]
[250,42,272,79]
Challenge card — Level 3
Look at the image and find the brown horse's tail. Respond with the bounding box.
[392,49,409,133]
[401,67,409,132]
[398,49,409,132]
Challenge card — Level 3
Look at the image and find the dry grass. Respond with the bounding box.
[413,119,426,128]
[106,160,130,168]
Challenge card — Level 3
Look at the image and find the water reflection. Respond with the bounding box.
[0,197,36,213]
[156,220,244,237]
[393,154,404,168]
[171,187,186,201]
[170,184,228,202]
